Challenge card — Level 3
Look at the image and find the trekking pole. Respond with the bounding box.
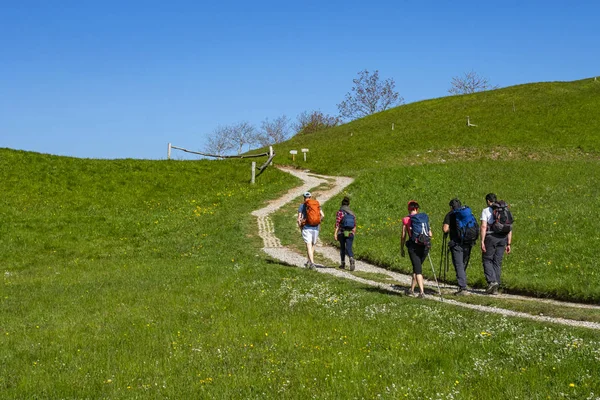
[440,234,447,282]
[427,253,443,301]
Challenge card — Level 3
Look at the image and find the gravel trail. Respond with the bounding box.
[252,167,600,330]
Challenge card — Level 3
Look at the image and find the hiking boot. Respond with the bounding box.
[417,292,425,299]
[491,282,500,295]
[338,263,346,270]
[308,262,317,270]
[349,257,356,271]
[406,289,415,297]
[486,282,500,294]
[454,287,469,296]
[485,282,498,294]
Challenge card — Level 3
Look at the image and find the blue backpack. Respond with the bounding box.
[340,211,355,231]
[453,206,479,243]
[409,213,431,247]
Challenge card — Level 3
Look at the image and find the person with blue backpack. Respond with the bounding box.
[334,196,357,270]
[442,198,479,296]
[401,200,432,298]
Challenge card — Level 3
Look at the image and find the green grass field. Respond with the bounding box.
[2,78,600,398]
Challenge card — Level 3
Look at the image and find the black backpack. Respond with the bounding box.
[453,206,479,243]
[491,201,513,235]
[409,213,431,247]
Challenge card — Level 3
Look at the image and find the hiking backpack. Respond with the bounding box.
[453,206,479,243]
[409,213,431,247]
[491,200,513,234]
[305,199,322,226]
[340,210,355,231]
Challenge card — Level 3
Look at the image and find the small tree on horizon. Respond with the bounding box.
[337,70,403,121]
[448,70,499,95]
[255,115,291,146]
[204,125,234,157]
[293,110,340,135]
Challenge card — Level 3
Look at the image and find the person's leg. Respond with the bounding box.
[407,243,420,294]
[463,244,473,272]
[338,234,346,267]
[482,235,498,284]
[346,234,355,270]
[450,244,467,289]
[417,246,429,295]
[346,234,354,258]
[492,238,506,286]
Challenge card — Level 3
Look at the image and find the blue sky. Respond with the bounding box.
[1,1,598,159]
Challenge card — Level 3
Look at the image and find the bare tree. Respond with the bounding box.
[293,110,340,135]
[337,70,403,120]
[448,71,499,95]
[228,121,256,155]
[256,115,291,146]
[204,125,234,156]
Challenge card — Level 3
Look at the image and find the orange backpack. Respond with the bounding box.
[305,199,322,226]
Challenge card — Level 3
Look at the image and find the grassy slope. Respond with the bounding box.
[272,78,600,175]
[2,148,600,398]
[266,78,600,301]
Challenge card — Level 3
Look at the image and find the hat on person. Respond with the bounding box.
[303,191,312,198]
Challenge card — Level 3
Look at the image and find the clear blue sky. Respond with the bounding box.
[1,1,598,159]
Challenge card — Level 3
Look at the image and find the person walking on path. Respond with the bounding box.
[297,191,325,270]
[401,201,432,298]
[334,196,357,271]
[443,198,479,296]
[480,193,513,294]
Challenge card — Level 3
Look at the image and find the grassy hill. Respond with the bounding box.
[2,78,600,398]
[273,78,600,175]
[268,77,600,302]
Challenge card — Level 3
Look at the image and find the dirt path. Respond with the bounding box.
[252,167,600,331]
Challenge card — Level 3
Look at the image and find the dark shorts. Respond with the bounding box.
[406,240,429,275]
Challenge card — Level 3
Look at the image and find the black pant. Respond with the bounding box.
[407,241,429,274]
[337,232,354,263]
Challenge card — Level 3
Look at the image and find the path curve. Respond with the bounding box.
[252,167,600,331]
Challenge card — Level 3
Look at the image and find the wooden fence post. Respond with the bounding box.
[251,162,256,184]
[167,143,172,159]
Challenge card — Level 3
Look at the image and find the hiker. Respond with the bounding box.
[297,191,324,270]
[401,200,432,298]
[442,198,479,295]
[480,193,513,294]
[334,196,357,271]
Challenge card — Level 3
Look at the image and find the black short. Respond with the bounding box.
[406,241,429,275]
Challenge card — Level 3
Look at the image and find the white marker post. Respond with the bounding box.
[251,162,256,184]
[301,148,309,162]
[290,150,297,161]
[167,143,172,159]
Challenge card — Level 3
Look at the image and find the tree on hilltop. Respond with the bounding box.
[255,116,291,146]
[293,110,340,135]
[448,70,499,95]
[204,122,256,156]
[337,70,403,120]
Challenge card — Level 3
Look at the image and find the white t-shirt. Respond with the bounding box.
[481,206,494,225]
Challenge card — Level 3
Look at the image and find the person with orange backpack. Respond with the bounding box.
[297,191,325,270]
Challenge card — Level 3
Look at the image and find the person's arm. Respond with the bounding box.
[480,220,487,252]
[442,223,450,234]
[505,231,513,254]
[297,212,304,230]
[400,224,407,257]
[334,211,341,240]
